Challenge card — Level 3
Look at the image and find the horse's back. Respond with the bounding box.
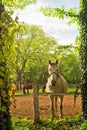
[25,82,34,89]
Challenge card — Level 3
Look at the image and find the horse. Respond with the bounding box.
[23,82,35,94]
[46,60,68,120]
[23,82,34,94]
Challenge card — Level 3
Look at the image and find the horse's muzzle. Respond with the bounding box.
[51,80,56,86]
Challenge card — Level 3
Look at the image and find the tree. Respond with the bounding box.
[54,45,82,83]
[80,0,87,120]
[0,3,13,129]
[0,0,36,129]
[11,23,58,88]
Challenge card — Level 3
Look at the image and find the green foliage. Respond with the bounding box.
[68,84,78,92]
[0,1,36,129]
[2,0,36,9]
[22,42,82,84]
[0,13,82,85]
[79,120,87,130]
[0,106,7,112]
[12,23,58,84]
[12,117,31,130]
[54,45,82,83]
[40,6,79,25]
[1,1,82,87]
[40,6,78,18]
[40,2,82,55]
[11,115,87,130]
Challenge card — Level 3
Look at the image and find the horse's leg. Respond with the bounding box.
[59,96,63,118]
[49,95,55,121]
[54,96,57,112]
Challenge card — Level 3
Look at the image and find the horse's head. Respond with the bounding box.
[48,60,59,86]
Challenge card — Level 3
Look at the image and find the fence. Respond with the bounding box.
[10,86,82,123]
[33,85,81,123]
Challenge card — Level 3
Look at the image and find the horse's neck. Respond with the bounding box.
[58,73,68,90]
[58,73,65,80]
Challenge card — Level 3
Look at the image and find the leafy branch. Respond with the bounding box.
[40,6,80,24]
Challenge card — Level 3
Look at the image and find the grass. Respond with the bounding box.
[15,90,23,95]
[12,114,86,130]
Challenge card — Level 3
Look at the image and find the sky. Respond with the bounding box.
[13,0,80,45]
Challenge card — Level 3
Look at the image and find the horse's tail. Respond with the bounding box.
[23,85,26,94]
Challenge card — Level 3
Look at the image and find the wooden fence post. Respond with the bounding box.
[33,84,40,124]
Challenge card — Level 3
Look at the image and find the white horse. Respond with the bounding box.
[46,60,68,120]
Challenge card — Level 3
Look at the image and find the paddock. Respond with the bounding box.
[10,94,82,120]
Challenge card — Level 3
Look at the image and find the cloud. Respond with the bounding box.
[37,0,79,9]
[13,0,79,45]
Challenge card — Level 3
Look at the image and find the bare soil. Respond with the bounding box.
[10,95,82,120]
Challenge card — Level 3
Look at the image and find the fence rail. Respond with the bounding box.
[15,92,81,97]
[33,89,81,123]
[14,91,81,123]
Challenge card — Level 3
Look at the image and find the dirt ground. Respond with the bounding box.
[10,95,82,120]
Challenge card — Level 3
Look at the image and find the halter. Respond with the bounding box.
[49,72,59,78]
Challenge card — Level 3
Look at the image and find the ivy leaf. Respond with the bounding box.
[0,106,7,112]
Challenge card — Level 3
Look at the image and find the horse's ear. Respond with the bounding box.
[56,60,58,64]
[49,60,51,64]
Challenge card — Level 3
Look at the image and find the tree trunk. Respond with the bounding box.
[0,3,12,129]
[80,0,87,119]
[16,59,27,89]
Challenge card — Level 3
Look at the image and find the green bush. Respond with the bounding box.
[11,114,87,130]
